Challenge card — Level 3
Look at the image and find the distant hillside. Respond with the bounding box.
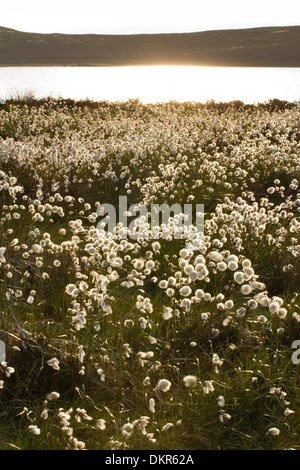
[1,25,300,66]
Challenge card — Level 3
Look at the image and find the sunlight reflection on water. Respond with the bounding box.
[1,66,300,103]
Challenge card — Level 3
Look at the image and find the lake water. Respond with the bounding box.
[1,66,300,104]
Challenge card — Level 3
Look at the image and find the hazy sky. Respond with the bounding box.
[2,0,300,34]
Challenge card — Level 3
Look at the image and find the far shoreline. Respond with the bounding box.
[1,25,300,68]
[1,64,300,68]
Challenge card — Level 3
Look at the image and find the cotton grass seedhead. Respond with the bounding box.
[47,391,60,400]
[47,358,60,370]
[183,375,198,387]
[180,286,192,297]
[27,425,41,436]
[267,427,280,436]
[156,379,172,392]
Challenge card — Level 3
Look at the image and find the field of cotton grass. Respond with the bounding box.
[0,97,299,450]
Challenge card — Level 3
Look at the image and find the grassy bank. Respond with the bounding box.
[0,97,299,450]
